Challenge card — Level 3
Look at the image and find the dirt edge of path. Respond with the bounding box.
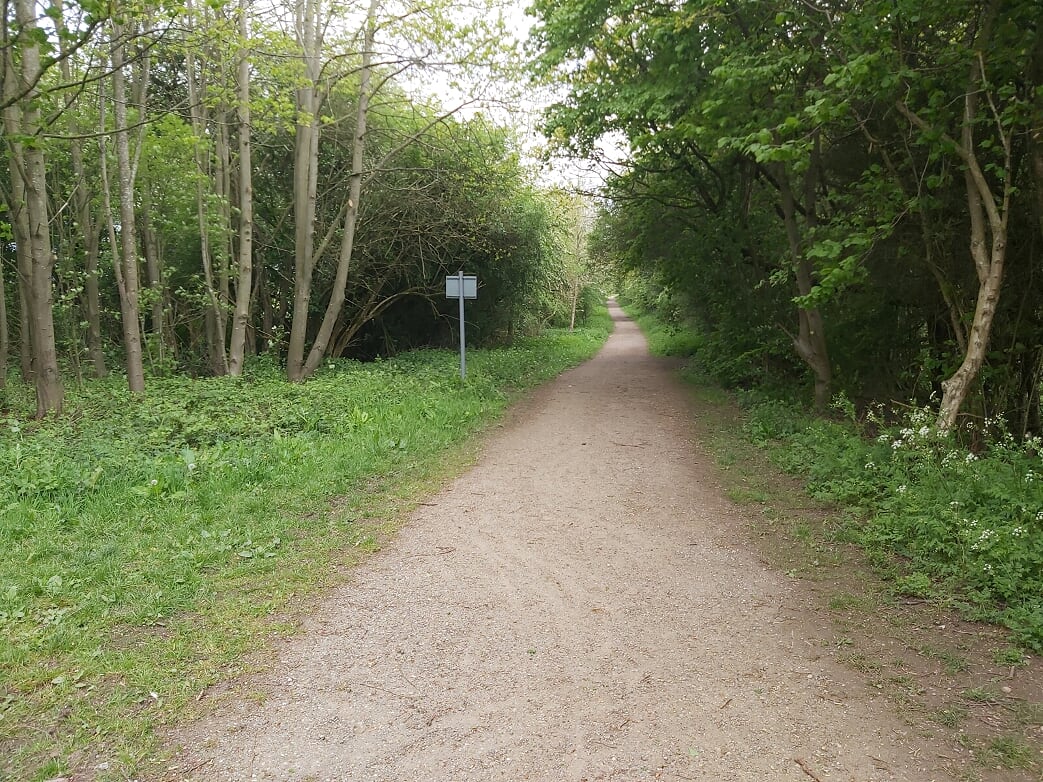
[678,380,1043,782]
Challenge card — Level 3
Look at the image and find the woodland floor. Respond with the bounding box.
[154,302,1042,782]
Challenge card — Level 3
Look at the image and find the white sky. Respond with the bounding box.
[395,0,623,193]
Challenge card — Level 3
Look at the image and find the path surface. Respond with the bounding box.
[170,303,950,781]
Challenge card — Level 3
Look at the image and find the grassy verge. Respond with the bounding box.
[624,308,703,358]
[0,313,611,781]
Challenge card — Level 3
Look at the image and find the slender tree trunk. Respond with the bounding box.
[0,250,7,390]
[55,0,106,377]
[776,164,831,412]
[17,282,31,381]
[228,0,253,375]
[216,109,232,308]
[569,280,579,331]
[140,197,165,357]
[935,177,1008,431]
[3,89,35,385]
[286,0,323,381]
[300,0,378,378]
[933,32,1012,431]
[185,0,229,375]
[259,265,275,352]
[110,27,146,393]
[1032,138,1043,244]
[70,136,108,378]
[6,0,63,415]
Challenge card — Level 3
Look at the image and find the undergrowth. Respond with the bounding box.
[625,309,703,358]
[628,303,1043,652]
[0,313,610,781]
[743,397,1043,651]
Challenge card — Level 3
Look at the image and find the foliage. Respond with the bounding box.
[0,314,610,780]
[742,397,1043,650]
[529,0,1043,431]
[617,274,798,391]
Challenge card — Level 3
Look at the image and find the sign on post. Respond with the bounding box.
[445,274,477,300]
[445,271,477,379]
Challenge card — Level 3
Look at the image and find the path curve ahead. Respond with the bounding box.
[172,302,946,781]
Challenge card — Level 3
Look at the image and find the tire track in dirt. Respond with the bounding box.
[166,302,958,781]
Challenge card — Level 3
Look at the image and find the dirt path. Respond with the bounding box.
[169,303,958,781]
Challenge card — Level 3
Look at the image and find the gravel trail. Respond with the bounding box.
[169,302,954,781]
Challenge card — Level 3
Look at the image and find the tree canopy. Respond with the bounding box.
[531,0,1043,433]
[1,0,598,417]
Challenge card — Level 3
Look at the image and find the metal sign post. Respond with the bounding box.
[445,271,477,379]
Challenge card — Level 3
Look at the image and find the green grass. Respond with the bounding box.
[0,314,611,781]
[622,307,702,358]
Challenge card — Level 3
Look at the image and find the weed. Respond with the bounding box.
[991,646,1030,667]
[1010,700,1043,726]
[892,572,934,599]
[961,687,1001,704]
[932,704,968,728]
[836,651,882,674]
[979,735,1036,769]
[918,645,970,675]
[828,592,874,612]
[726,486,769,505]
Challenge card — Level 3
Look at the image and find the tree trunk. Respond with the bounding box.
[109,27,146,394]
[0,250,7,390]
[300,0,378,379]
[286,0,323,381]
[140,202,164,338]
[71,136,108,378]
[3,92,34,385]
[569,280,579,332]
[934,28,1013,432]
[216,110,233,308]
[6,0,64,415]
[935,189,1008,430]
[54,0,106,378]
[259,264,275,352]
[17,282,31,382]
[1033,139,1043,244]
[776,165,831,412]
[228,0,253,376]
[185,0,229,376]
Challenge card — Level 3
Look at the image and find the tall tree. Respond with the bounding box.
[107,19,147,393]
[2,0,64,415]
[227,0,253,375]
